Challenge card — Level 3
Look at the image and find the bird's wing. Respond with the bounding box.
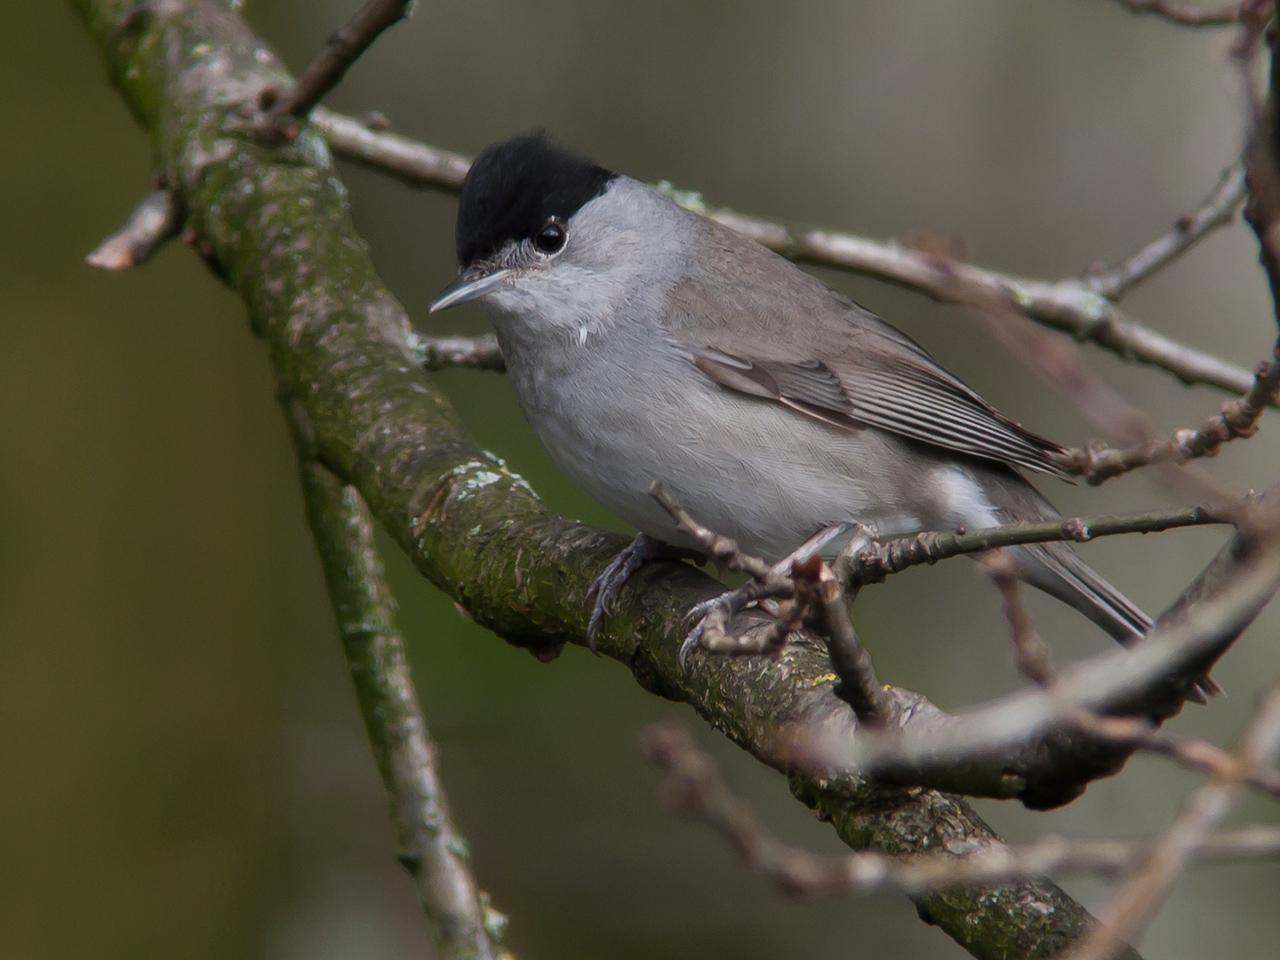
[665,239,1072,479]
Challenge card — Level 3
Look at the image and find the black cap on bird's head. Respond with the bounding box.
[431,134,616,312]
[454,133,614,265]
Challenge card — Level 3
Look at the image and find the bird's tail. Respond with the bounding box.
[1011,540,1222,701]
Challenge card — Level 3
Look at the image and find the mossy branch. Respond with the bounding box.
[290,403,505,960]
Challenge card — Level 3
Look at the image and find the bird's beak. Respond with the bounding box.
[429,265,512,313]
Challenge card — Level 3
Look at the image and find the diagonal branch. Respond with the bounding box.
[653,475,1269,811]
[288,404,506,960]
[649,485,1275,808]
[803,560,891,726]
[261,0,415,127]
[1084,164,1246,297]
[1064,683,1280,960]
[642,722,1280,898]
[813,503,1280,807]
[309,108,1262,397]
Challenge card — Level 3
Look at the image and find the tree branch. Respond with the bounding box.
[846,504,1229,585]
[74,2,1153,955]
[1085,164,1246,298]
[85,189,180,270]
[1059,345,1280,483]
[981,550,1057,688]
[804,560,892,726]
[642,723,1280,898]
[261,0,415,127]
[811,504,1280,807]
[647,485,1274,807]
[654,473,1269,809]
[1069,711,1280,800]
[314,107,472,185]
[1064,683,1280,960]
[290,405,505,960]
[309,109,1262,397]
[412,332,506,372]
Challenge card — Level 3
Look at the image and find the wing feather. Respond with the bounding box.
[665,228,1072,479]
[690,348,1071,478]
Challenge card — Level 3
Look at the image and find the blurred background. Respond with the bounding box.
[5,2,1279,957]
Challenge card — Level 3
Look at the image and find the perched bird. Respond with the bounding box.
[430,134,1167,675]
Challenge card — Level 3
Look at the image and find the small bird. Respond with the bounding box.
[430,134,1167,675]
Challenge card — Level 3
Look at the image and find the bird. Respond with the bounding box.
[430,133,1195,687]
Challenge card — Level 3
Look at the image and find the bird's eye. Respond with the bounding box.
[534,219,566,255]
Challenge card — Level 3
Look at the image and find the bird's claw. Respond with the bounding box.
[678,523,855,667]
[586,554,637,653]
[678,608,720,669]
[677,630,702,669]
[587,534,684,652]
[678,583,781,668]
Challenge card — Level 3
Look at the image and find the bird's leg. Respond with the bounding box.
[587,533,700,651]
[679,523,853,667]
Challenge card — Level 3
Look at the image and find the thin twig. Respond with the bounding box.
[981,550,1057,688]
[697,206,1258,398]
[648,481,773,581]
[847,504,1228,585]
[1113,1,1245,27]
[1070,711,1280,799]
[797,557,892,726]
[262,1,415,127]
[1085,164,1247,298]
[1059,346,1280,482]
[413,333,506,372]
[314,107,473,185]
[289,406,505,960]
[641,723,1280,899]
[312,110,1261,396]
[85,190,180,270]
[1065,684,1280,960]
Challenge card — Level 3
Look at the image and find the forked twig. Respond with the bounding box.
[259,1,415,134]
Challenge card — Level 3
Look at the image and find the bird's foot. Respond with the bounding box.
[678,580,794,667]
[678,522,855,668]
[587,534,698,652]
